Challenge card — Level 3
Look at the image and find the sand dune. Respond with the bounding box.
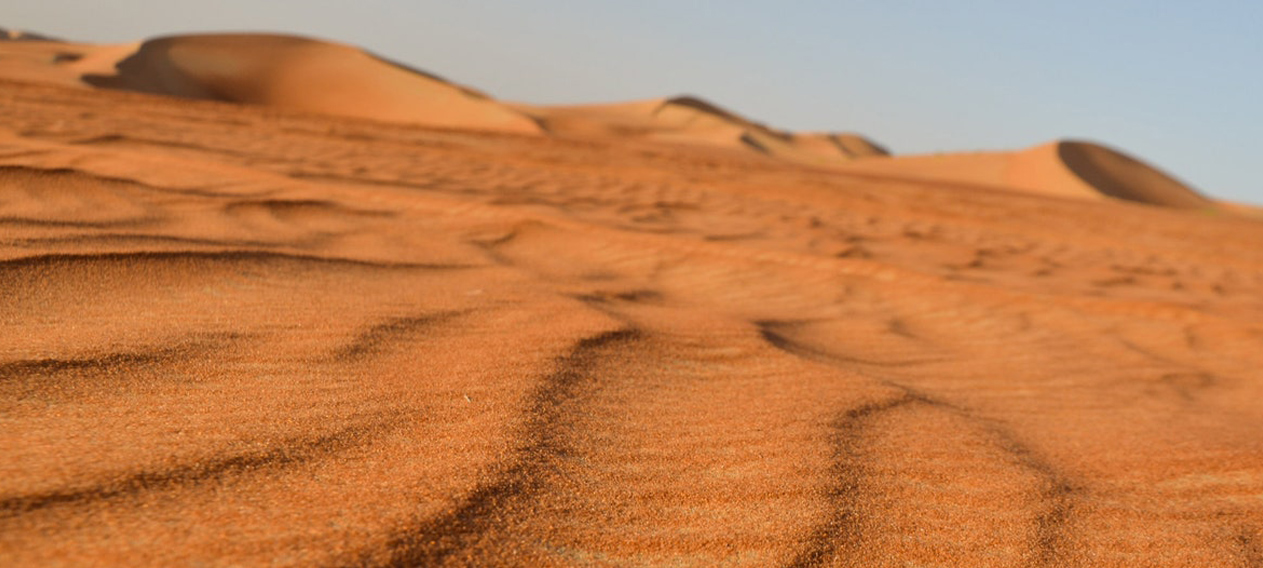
[0,33,540,134]
[0,36,118,87]
[519,96,887,165]
[2,30,1263,567]
[88,34,543,134]
[838,140,1214,208]
[0,28,57,41]
[794,132,890,160]
[1046,140,1211,208]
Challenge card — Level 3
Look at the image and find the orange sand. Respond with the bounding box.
[2,32,1263,567]
[838,141,1212,208]
[517,97,888,165]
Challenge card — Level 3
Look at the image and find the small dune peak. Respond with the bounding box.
[656,95,789,139]
[0,27,58,41]
[1004,139,1212,208]
[832,133,890,157]
[796,132,891,159]
[788,132,891,165]
[655,95,744,124]
[837,139,1214,210]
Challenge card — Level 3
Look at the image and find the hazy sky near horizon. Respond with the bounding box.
[11,1,1262,203]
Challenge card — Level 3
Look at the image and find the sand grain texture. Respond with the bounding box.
[2,33,1263,568]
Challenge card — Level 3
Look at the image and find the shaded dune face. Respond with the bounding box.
[652,96,783,138]
[83,33,541,134]
[1055,141,1211,209]
[524,96,779,147]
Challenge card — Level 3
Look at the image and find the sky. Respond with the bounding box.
[10,1,1263,203]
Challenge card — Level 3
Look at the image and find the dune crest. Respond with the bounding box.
[794,132,891,160]
[519,96,785,149]
[0,28,57,41]
[1047,140,1210,208]
[839,140,1213,208]
[521,95,888,165]
[0,29,1234,213]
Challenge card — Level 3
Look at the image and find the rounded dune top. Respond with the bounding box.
[0,27,59,41]
[1052,140,1210,209]
[86,33,541,134]
[527,96,778,140]
[653,96,783,137]
[1006,140,1211,208]
[840,139,1211,209]
[524,95,888,165]
[832,133,890,158]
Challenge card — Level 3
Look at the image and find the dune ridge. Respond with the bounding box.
[0,29,1227,212]
[838,140,1214,209]
[518,95,889,165]
[1,30,1262,567]
[83,33,543,134]
[0,28,57,41]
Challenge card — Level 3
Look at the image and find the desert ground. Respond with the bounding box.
[3,32,1263,567]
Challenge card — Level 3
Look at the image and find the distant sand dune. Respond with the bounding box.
[794,132,891,160]
[0,27,57,41]
[77,33,542,134]
[521,95,887,165]
[839,140,1213,209]
[1049,140,1211,208]
[0,29,1226,213]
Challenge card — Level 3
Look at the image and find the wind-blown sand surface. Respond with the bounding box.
[3,32,1263,567]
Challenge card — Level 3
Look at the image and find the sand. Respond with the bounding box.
[517,96,888,165]
[2,33,540,134]
[835,140,1213,208]
[2,32,1263,567]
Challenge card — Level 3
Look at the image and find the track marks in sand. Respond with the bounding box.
[758,320,943,369]
[330,311,469,362]
[0,249,477,272]
[369,314,879,566]
[1234,527,1263,568]
[791,395,1078,567]
[376,329,641,566]
[0,347,174,382]
[0,415,398,521]
[785,394,919,568]
[0,333,239,406]
[762,324,1080,567]
[372,307,928,566]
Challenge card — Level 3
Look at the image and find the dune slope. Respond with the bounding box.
[1,32,541,134]
[840,140,1214,208]
[521,96,887,165]
[1053,140,1211,208]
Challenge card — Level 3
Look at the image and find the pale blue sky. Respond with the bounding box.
[10,1,1261,203]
